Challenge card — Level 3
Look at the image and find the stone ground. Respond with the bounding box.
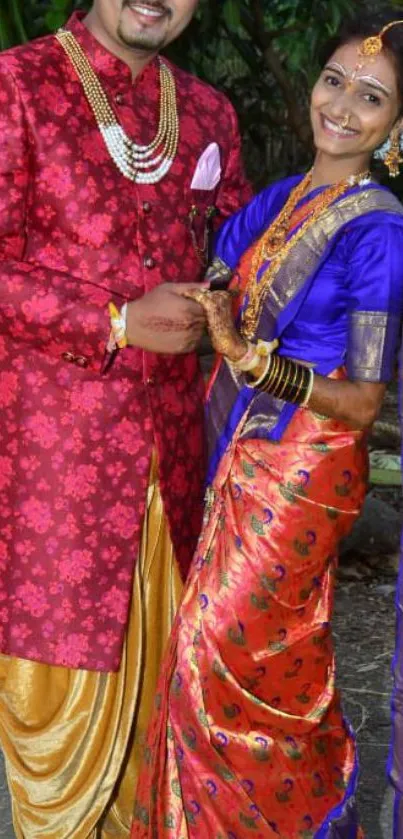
[334,577,396,838]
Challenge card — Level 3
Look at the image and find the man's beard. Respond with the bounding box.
[117,1,171,51]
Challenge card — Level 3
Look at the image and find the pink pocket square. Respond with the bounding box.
[190,142,221,190]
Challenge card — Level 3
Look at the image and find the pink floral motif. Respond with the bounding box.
[0,371,19,407]
[54,633,90,668]
[20,497,53,534]
[105,501,137,540]
[25,411,60,449]
[0,456,12,491]
[64,464,98,501]
[76,213,113,247]
[59,549,94,584]
[0,11,251,671]
[100,585,130,624]
[15,581,50,618]
[70,381,105,415]
[22,293,60,324]
[113,418,145,455]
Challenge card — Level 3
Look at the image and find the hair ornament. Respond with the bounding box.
[358,19,403,58]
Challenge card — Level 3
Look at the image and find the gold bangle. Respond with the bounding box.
[248,352,272,388]
[261,353,279,392]
[275,361,293,401]
[301,368,315,407]
[292,364,307,403]
[270,356,287,399]
[264,353,281,394]
[282,360,298,401]
[288,360,300,393]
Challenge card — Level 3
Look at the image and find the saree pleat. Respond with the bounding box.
[133,404,367,838]
[0,457,182,839]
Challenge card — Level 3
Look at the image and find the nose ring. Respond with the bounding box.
[340,114,351,130]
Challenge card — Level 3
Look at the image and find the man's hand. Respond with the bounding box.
[178,288,247,362]
[126,283,207,354]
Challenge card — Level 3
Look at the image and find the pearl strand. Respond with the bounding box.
[56,30,179,184]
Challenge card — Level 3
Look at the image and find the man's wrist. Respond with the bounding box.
[125,300,139,347]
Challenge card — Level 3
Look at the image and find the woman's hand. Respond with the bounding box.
[180,288,247,362]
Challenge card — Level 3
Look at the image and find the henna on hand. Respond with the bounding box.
[142,316,194,332]
[183,289,246,360]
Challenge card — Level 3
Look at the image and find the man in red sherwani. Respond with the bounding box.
[0,0,251,835]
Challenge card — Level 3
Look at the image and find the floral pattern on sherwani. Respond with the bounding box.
[0,12,252,672]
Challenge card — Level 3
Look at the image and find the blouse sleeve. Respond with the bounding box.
[345,218,403,382]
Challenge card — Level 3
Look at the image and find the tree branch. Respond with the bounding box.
[242,1,311,146]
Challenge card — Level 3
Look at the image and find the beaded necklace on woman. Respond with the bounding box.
[56,29,179,185]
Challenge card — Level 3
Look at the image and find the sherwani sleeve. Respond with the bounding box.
[345,219,403,382]
[0,66,115,372]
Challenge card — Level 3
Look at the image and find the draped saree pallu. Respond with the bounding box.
[132,178,403,839]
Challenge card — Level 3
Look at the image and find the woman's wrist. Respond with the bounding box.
[247,353,315,407]
[224,335,249,364]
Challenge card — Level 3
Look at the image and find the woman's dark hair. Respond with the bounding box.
[320,7,403,109]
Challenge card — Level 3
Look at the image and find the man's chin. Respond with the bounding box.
[117,23,167,52]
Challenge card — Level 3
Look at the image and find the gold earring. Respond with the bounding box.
[384,125,403,177]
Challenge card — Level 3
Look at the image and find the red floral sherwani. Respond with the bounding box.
[0,13,252,672]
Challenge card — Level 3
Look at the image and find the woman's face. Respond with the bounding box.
[311,39,401,161]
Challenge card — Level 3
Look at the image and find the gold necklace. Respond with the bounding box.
[56,29,179,184]
[242,170,371,339]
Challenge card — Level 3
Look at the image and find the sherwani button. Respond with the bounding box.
[146,376,156,386]
[75,355,89,368]
[143,256,156,269]
[114,93,124,105]
[142,201,152,214]
[61,351,75,363]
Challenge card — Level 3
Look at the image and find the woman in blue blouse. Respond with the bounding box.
[132,11,403,839]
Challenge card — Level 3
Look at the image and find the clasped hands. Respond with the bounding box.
[124,281,246,360]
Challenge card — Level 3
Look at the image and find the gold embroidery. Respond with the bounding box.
[243,171,371,339]
[348,310,394,381]
[248,189,403,336]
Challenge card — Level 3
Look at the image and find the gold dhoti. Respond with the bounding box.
[0,461,182,838]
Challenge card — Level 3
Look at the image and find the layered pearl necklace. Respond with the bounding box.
[56,29,179,184]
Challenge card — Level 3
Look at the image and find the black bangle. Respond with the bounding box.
[249,353,315,406]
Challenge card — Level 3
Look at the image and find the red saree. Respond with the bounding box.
[132,398,367,837]
[130,186,383,838]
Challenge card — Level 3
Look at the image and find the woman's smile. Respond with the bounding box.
[320,114,360,138]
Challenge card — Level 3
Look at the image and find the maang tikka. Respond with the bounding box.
[361,19,403,177]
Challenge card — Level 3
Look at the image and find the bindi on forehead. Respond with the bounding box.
[326,61,393,95]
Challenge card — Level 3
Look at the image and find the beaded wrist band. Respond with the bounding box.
[247,353,314,407]
[108,302,128,351]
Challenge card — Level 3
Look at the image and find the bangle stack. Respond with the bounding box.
[247,353,314,407]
